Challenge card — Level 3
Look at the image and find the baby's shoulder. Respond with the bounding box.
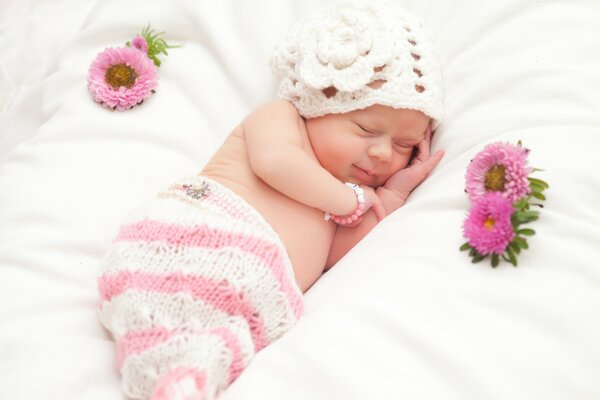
[245,99,300,122]
[242,99,306,140]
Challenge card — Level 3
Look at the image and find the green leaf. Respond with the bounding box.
[491,254,500,267]
[528,177,549,189]
[137,23,181,68]
[511,214,523,228]
[472,254,486,263]
[514,237,529,249]
[509,241,521,254]
[514,210,539,223]
[530,180,545,189]
[460,243,471,251]
[514,198,529,210]
[506,248,518,266]
[531,191,546,201]
[517,228,536,236]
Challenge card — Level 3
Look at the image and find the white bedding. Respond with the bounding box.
[1,0,599,399]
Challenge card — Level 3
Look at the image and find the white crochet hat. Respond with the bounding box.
[271,0,444,127]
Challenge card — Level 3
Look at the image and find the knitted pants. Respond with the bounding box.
[98,176,304,400]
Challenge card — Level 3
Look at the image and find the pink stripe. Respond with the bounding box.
[99,271,268,351]
[203,193,256,226]
[117,326,244,383]
[211,327,245,382]
[114,220,303,318]
[207,196,254,224]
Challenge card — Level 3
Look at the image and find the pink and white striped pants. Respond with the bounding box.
[98,176,304,399]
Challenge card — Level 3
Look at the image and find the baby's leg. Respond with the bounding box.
[100,284,257,399]
[98,177,303,399]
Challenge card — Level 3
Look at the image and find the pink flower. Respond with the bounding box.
[465,141,532,203]
[87,46,158,111]
[463,192,515,255]
[131,35,148,53]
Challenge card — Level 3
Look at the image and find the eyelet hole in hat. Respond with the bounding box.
[411,53,421,61]
[404,26,412,32]
[373,65,386,72]
[408,39,417,46]
[413,68,423,78]
[322,86,338,98]
[415,84,425,93]
[368,79,387,89]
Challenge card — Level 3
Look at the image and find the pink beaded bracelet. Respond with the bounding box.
[324,183,366,225]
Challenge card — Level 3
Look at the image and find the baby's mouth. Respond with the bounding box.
[355,165,374,175]
[352,165,377,185]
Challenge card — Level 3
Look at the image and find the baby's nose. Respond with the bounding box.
[368,141,392,161]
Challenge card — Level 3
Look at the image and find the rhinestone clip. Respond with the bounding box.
[182,181,210,199]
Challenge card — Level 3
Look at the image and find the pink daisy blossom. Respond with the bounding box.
[131,35,148,53]
[465,141,532,203]
[463,192,515,255]
[87,46,158,111]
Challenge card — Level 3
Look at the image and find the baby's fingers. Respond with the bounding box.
[370,196,386,221]
[422,149,445,174]
[413,125,433,163]
[424,124,433,142]
[331,214,363,227]
[415,138,430,162]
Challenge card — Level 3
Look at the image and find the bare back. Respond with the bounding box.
[201,123,335,292]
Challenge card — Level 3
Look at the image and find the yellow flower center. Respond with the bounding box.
[484,164,506,192]
[105,64,137,89]
[484,218,496,231]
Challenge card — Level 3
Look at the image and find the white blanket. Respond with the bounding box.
[1,0,599,399]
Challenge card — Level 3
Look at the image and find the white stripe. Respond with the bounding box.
[99,283,294,346]
[101,242,298,338]
[120,195,274,240]
[99,290,251,352]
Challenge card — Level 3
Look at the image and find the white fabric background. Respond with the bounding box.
[1,0,599,399]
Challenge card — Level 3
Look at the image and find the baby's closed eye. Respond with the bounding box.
[356,123,378,135]
[394,141,414,149]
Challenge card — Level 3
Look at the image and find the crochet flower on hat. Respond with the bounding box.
[298,3,392,92]
[271,0,444,126]
[87,25,178,111]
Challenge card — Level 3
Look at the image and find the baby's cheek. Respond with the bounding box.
[397,151,412,167]
[380,156,409,183]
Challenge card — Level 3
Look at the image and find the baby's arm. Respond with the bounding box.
[243,100,369,216]
[325,134,444,268]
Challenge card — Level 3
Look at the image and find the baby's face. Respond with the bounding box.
[306,105,431,187]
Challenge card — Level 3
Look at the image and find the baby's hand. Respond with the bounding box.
[330,184,384,227]
[381,127,444,203]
